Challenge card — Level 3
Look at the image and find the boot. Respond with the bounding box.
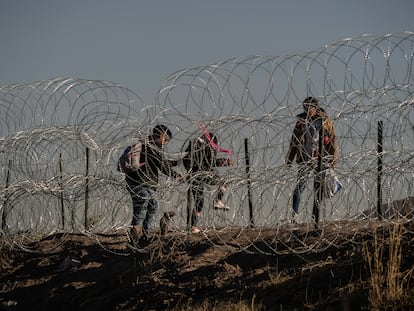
[130,225,143,244]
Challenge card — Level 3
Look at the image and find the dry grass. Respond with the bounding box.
[362,222,414,310]
[1,222,414,310]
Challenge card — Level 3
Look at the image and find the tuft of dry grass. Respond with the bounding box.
[362,223,414,310]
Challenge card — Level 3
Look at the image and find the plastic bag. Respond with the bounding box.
[324,168,343,198]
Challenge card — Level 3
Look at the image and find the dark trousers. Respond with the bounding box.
[188,170,225,226]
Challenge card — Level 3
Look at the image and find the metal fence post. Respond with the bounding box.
[377,120,383,220]
[59,153,65,230]
[84,147,90,230]
[186,141,193,231]
[1,160,12,231]
[244,138,254,227]
[313,125,325,226]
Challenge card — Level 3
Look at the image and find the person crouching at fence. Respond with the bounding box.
[285,97,338,226]
[119,124,183,251]
[183,131,234,234]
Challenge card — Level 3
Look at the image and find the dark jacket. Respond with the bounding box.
[183,136,229,173]
[286,111,338,166]
[125,135,179,190]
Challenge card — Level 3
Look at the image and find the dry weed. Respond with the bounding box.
[363,223,413,310]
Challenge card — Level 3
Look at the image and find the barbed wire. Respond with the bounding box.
[1,32,413,255]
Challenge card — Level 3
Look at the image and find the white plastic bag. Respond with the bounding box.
[324,168,343,198]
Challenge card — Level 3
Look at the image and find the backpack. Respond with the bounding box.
[117,142,145,174]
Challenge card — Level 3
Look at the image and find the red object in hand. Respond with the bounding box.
[323,135,330,145]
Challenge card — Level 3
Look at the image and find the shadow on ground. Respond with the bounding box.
[1,221,414,310]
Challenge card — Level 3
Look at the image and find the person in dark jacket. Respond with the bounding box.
[286,97,338,225]
[183,132,234,233]
[125,124,182,248]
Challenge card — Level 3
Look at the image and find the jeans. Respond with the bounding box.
[292,164,326,222]
[128,185,157,237]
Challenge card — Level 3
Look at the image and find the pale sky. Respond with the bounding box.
[1,0,413,104]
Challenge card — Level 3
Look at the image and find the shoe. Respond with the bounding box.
[214,200,230,210]
[126,237,149,253]
[138,235,150,248]
[191,227,201,234]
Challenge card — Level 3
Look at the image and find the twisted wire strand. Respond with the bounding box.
[1,32,413,255]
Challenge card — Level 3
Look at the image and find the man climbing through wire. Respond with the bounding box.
[120,124,183,251]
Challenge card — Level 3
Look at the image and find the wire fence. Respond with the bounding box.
[1,32,413,254]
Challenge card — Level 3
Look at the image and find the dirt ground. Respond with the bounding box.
[1,221,414,310]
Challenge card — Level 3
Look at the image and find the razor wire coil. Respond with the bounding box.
[1,32,413,255]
